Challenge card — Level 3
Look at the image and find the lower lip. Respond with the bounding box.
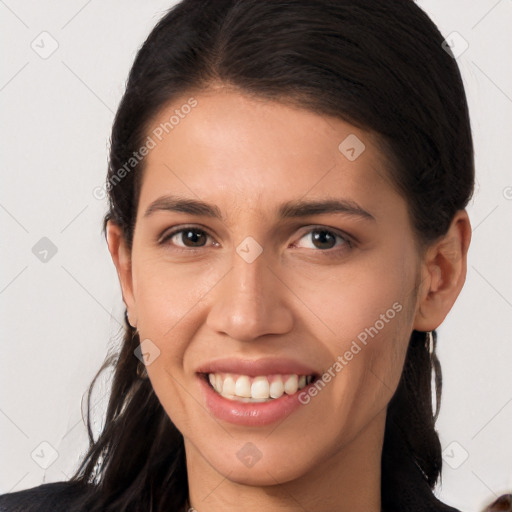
[197,375,311,427]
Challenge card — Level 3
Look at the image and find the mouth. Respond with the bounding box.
[196,358,322,426]
[200,372,318,403]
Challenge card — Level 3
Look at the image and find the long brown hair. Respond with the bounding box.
[70,1,477,510]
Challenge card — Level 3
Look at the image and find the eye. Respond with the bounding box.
[159,226,215,250]
[293,227,352,252]
[158,225,353,255]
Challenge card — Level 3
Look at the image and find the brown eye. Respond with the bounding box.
[179,229,208,247]
[161,227,210,248]
[310,230,337,250]
[295,227,351,251]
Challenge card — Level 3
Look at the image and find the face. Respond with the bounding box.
[117,88,426,486]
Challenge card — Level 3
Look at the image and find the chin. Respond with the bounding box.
[215,458,309,486]
[198,440,324,486]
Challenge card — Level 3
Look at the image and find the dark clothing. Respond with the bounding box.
[1,480,509,511]
[0,481,94,512]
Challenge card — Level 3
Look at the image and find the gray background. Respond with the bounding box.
[1,1,511,510]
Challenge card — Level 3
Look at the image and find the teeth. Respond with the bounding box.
[251,376,270,399]
[235,376,252,398]
[223,375,236,395]
[269,379,284,399]
[215,374,223,394]
[284,375,298,395]
[207,372,312,402]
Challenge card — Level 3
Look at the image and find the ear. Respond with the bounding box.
[413,210,472,331]
[106,220,137,328]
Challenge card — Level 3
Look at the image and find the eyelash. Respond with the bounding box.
[158,225,354,256]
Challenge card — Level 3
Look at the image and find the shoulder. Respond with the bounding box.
[0,480,95,512]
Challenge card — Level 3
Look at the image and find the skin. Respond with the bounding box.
[107,87,471,512]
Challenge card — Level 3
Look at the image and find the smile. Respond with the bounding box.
[207,373,315,402]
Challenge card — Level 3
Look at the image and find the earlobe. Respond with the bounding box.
[106,220,137,327]
[413,210,471,332]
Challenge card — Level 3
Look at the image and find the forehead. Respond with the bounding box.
[137,89,400,219]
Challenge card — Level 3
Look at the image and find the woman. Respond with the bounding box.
[0,0,509,511]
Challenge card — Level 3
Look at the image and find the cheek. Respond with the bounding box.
[129,258,212,432]
[132,254,226,335]
[288,241,415,350]
[129,255,231,412]
[293,245,417,431]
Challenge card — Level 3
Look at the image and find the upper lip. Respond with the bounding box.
[195,357,319,377]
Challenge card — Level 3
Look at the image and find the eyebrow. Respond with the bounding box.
[143,194,375,222]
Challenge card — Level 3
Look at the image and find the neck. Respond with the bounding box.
[185,409,386,512]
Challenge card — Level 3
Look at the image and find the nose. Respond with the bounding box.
[206,248,294,342]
